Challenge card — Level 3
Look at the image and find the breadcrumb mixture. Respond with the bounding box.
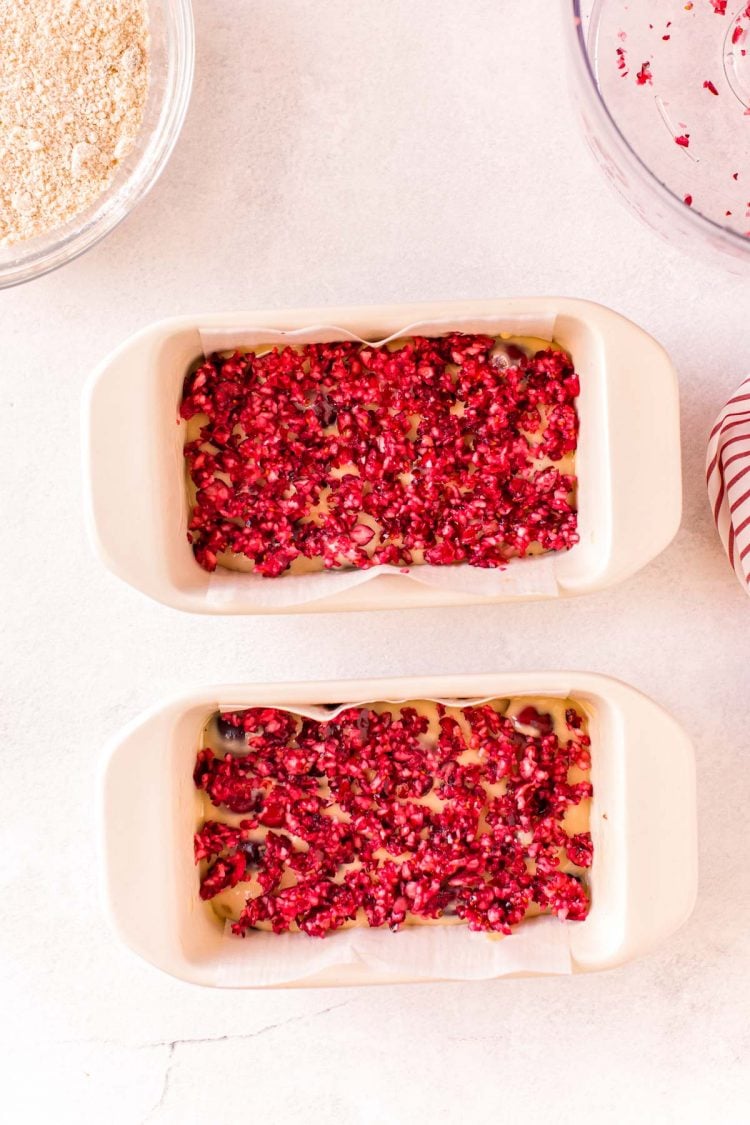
[0,0,149,246]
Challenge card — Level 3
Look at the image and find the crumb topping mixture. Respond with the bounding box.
[193,699,593,939]
[0,0,149,245]
[180,334,580,577]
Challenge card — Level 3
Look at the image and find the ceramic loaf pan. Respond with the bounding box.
[83,298,681,614]
[100,672,697,988]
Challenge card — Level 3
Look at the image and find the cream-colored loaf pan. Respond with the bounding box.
[100,672,697,988]
[83,298,681,614]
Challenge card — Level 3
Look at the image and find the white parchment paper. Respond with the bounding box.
[215,914,573,986]
[196,315,566,609]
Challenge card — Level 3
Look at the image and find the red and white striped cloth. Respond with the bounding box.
[707,376,750,592]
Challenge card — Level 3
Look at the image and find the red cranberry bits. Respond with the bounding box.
[193,699,593,939]
[180,334,580,576]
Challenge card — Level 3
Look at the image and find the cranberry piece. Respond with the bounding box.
[259,793,287,828]
[350,523,375,546]
[241,840,264,867]
[565,707,583,730]
[194,820,244,862]
[199,850,247,900]
[312,393,338,427]
[217,715,246,742]
[565,832,593,868]
[534,871,589,921]
[514,706,554,736]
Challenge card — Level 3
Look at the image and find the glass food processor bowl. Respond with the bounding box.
[567,0,750,270]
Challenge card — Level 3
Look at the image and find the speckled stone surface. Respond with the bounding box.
[1,2,749,1122]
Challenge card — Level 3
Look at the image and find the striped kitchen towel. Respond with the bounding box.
[707,375,750,592]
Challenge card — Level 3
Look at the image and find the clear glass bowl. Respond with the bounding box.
[567,0,750,270]
[0,0,194,289]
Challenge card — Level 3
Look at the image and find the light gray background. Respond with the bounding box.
[2,2,749,1122]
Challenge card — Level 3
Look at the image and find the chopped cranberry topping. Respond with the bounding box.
[565,832,594,868]
[514,705,554,736]
[533,871,590,921]
[193,702,593,937]
[194,820,246,861]
[199,850,248,900]
[180,336,580,577]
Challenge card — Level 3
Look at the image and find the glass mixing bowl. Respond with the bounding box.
[567,0,750,269]
[0,0,194,289]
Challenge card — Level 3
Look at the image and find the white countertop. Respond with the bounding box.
[2,2,750,1122]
